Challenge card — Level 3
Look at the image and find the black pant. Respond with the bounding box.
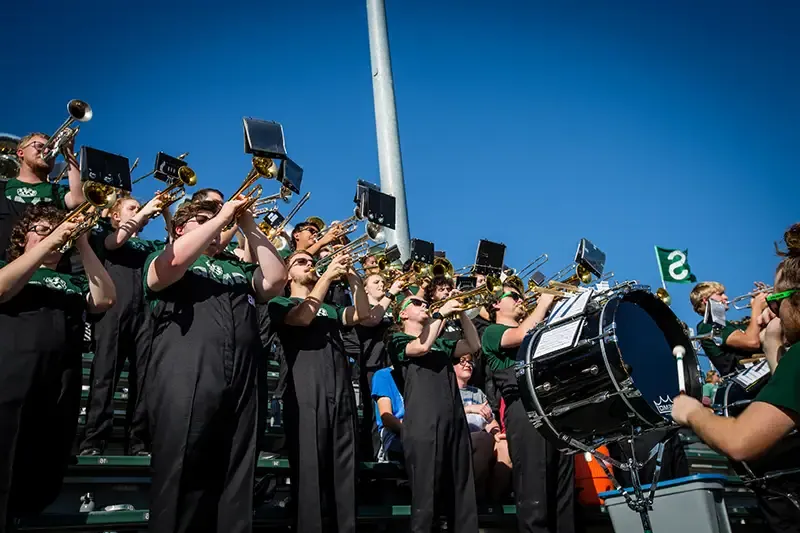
[505,397,575,533]
[81,306,149,453]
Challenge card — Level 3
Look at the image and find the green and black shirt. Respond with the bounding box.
[480,323,517,371]
[4,178,68,207]
[696,320,754,375]
[755,342,800,418]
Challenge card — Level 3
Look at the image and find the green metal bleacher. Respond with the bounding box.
[10,353,769,531]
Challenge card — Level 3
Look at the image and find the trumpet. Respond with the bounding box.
[225,157,279,228]
[506,254,549,282]
[731,283,773,310]
[56,181,118,252]
[432,257,455,280]
[315,222,386,276]
[428,275,503,315]
[383,261,431,288]
[39,99,92,163]
[262,191,311,252]
[252,185,293,216]
[144,166,197,218]
[547,263,592,286]
[317,206,364,239]
[131,152,189,185]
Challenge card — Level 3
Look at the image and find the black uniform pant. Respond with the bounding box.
[145,350,257,533]
[505,397,575,533]
[283,388,357,533]
[0,352,81,531]
[403,415,479,533]
[81,306,149,453]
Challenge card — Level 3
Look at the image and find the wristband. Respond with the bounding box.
[385,290,395,300]
[431,311,444,320]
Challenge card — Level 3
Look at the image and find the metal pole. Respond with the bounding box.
[366,0,411,260]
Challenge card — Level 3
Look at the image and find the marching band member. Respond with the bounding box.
[142,198,286,532]
[673,224,800,530]
[80,195,167,456]
[0,133,85,260]
[481,285,575,533]
[690,280,767,375]
[291,220,347,258]
[190,188,239,253]
[268,250,369,533]
[0,206,115,529]
[425,275,463,340]
[387,294,481,533]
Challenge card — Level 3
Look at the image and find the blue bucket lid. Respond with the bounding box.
[598,473,728,500]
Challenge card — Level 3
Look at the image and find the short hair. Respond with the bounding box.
[170,200,220,239]
[423,276,454,303]
[190,188,224,203]
[16,132,50,151]
[107,197,140,228]
[689,282,726,316]
[6,205,65,261]
[705,370,718,383]
[487,284,516,323]
[285,249,313,266]
[775,222,800,308]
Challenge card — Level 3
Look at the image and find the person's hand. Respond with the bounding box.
[140,195,164,219]
[218,197,247,225]
[762,318,784,355]
[757,307,777,328]
[670,394,705,426]
[751,292,768,315]
[536,292,557,308]
[322,253,349,281]
[46,219,80,250]
[475,401,492,421]
[389,279,405,296]
[319,224,346,246]
[493,431,506,443]
[439,298,464,318]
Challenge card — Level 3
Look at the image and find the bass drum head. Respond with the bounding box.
[603,290,702,426]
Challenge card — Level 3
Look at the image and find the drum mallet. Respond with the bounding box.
[673,345,686,393]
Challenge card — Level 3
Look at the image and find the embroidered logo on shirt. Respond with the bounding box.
[44,276,68,291]
[16,187,37,198]
[317,307,330,317]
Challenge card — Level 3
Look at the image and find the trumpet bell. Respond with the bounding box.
[68,99,93,122]
[655,287,671,306]
[366,222,385,243]
[252,156,278,178]
[432,257,455,280]
[83,181,117,208]
[177,165,197,186]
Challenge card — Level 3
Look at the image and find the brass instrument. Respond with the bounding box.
[731,283,772,310]
[225,157,279,228]
[383,261,430,288]
[262,191,311,252]
[547,263,592,287]
[507,254,549,282]
[144,166,197,218]
[432,257,455,279]
[428,275,503,315]
[56,181,118,252]
[0,133,21,181]
[40,100,92,163]
[306,216,325,232]
[132,152,189,185]
[315,222,386,276]
[252,185,293,216]
[316,206,366,239]
[655,287,671,306]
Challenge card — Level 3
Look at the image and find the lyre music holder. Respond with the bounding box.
[410,239,434,264]
[474,239,505,276]
[356,182,396,230]
[80,146,132,192]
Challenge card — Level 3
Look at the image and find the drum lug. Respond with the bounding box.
[536,382,553,393]
[581,365,600,376]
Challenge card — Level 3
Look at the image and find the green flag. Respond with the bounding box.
[655,246,697,284]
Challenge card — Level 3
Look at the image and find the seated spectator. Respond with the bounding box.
[702,370,721,407]
[454,354,512,501]
[371,366,405,462]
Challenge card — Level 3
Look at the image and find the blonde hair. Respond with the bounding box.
[689,281,725,315]
[16,132,50,152]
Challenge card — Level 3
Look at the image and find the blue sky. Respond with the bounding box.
[5,1,799,335]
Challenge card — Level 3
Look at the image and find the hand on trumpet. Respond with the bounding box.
[436,298,464,319]
[320,253,351,281]
[750,292,768,316]
[140,195,166,220]
[219,196,249,226]
[317,223,347,247]
[45,219,82,251]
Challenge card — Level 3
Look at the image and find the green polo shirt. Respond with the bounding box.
[386,332,458,364]
[696,320,752,375]
[0,260,87,296]
[755,342,800,416]
[4,178,68,207]
[480,323,517,371]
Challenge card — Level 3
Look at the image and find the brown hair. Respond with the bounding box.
[191,188,224,203]
[487,284,516,323]
[689,281,726,316]
[6,205,65,261]
[775,223,800,305]
[423,276,454,303]
[16,132,50,152]
[169,200,220,239]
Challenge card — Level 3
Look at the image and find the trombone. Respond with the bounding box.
[547,263,593,287]
[731,283,773,310]
[315,222,386,276]
[55,181,118,252]
[428,275,503,315]
[40,99,92,163]
[132,152,189,185]
[225,156,279,228]
[507,254,549,281]
[143,166,197,219]
[260,192,311,252]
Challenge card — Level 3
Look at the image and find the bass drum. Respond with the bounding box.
[518,288,702,452]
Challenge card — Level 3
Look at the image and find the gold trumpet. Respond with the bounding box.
[40,99,92,163]
[56,181,118,252]
[225,157,279,228]
[428,275,503,315]
[432,257,455,280]
[547,263,592,287]
[144,166,197,218]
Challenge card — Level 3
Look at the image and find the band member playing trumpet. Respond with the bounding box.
[268,250,369,533]
[481,286,575,533]
[386,294,481,533]
[673,224,800,530]
[0,206,115,529]
[0,133,86,260]
[80,195,167,456]
[142,199,286,532]
[291,220,348,258]
[690,281,767,375]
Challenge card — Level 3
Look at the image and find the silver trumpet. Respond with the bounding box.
[40,100,92,163]
[317,206,364,239]
[252,185,293,216]
[731,283,773,310]
[315,222,385,276]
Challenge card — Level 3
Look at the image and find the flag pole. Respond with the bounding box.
[654,245,667,291]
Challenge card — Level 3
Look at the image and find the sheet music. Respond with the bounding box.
[533,319,584,359]
[548,289,593,325]
[732,360,770,389]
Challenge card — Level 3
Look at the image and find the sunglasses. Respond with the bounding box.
[401,298,428,312]
[500,291,522,302]
[290,257,315,268]
[766,289,799,315]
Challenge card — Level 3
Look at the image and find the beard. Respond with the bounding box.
[293,270,318,287]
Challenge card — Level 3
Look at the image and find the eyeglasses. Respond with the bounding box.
[190,214,212,225]
[27,224,54,236]
[22,141,46,152]
[456,356,474,367]
[500,291,522,302]
[400,298,428,312]
[766,289,799,314]
[290,257,315,268]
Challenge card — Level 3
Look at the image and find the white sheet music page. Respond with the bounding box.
[548,289,593,325]
[533,319,584,359]
[733,360,770,389]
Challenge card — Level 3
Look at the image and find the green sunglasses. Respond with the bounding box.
[766,289,799,314]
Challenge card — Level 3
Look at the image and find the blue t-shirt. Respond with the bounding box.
[371,367,404,430]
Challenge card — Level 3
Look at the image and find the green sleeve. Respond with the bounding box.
[279,247,293,259]
[696,321,722,359]
[695,322,711,335]
[387,332,413,363]
[481,324,510,357]
[755,343,800,416]
[70,273,90,294]
[239,261,259,284]
[432,337,459,357]
[141,250,161,302]
[268,296,297,326]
